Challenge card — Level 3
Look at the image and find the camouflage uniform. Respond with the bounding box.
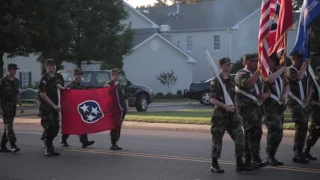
[38,59,64,155]
[286,51,311,163]
[210,75,244,159]
[60,68,95,148]
[0,64,20,153]
[235,54,268,167]
[303,66,320,161]
[104,68,128,150]
[263,69,287,165]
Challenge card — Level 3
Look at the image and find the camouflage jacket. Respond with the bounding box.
[67,81,84,90]
[0,75,20,114]
[104,80,128,100]
[286,66,309,105]
[235,68,269,106]
[38,72,64,105]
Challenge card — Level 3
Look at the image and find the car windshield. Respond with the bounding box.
[60,72,92,83]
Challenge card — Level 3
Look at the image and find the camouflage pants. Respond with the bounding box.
[110,110,126,145]
[287,103,308,153]
[305,109,320,147]
[263,101,284,155]
[211,108,245,158]
[40,104,60,141]
[239,104,263,156]
[1,115,16,144]
[61,134,89,143]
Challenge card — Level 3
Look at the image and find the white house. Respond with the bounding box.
[140,0,299,81]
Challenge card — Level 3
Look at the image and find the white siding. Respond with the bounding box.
[169,31,230,81]
[123,36,194,94]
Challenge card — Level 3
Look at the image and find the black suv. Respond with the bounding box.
[183,74,235,105]
[58,69,154,112]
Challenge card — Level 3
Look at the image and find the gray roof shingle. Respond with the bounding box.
[132,28,158,47]
[138,0,262,30]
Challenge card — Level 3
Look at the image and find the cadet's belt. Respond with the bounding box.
[270,94,284,105]
[289,92,306,108]
[235,86,261,106]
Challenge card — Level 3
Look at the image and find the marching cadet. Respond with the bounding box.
[0,63,24,153]
[303,66,320,161]
[60,68,95,148]
[209,57,254,173]
[286,51,312,163]
[38,59,65,156]
[235,53,271,168]
[104,68,129,150]
[263,54,289,166]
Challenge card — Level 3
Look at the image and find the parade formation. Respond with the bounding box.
[0,0,320,177]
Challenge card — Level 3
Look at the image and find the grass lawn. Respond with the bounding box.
[126,109,295,128]
[21,102,38,107]
[153,98,197,103]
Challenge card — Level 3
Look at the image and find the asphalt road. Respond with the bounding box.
[0,124,319,180]
[18,103,210,117]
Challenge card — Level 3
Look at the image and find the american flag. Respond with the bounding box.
[258,0,274,80]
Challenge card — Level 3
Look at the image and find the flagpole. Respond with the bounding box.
[306,25,313,102]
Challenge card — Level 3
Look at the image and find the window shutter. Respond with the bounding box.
[28,72,32,87]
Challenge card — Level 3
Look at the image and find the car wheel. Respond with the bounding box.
[136,94,148,112]
[200,91,211,105]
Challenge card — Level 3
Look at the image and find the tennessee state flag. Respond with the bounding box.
[60,86,123,135]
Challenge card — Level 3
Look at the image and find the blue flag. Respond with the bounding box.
[291,0,320,61]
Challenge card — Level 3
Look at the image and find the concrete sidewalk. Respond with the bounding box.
[11,116,295,137]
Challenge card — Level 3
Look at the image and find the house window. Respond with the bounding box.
[187,36,193,51]
[19,72,32,88]
[213,35,220,51]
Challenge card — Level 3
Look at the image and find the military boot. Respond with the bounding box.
[293,151,309,163]
[82,140,95,148]
[210,157,224,173]
[9,142,20,153]
[0,139,10,153]
[252,154,267,167]
[303,145,317,161]
[60,135,69,147]
[266,151,283,166]
[44,139,59,157]
[236,157,255,172]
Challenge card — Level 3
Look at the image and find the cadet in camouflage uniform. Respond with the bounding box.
[263,53,289,166]
[60,68,95,148]
[235,53,270,168]
[0,64,24,153]
[104,68,129,150]
[286,50,312,163]
[210,58,254,173]
[303,66,320,161]
[38,59,65,156]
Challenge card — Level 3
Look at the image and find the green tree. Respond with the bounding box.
[66,0,134,70]
[0,0,73,78]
